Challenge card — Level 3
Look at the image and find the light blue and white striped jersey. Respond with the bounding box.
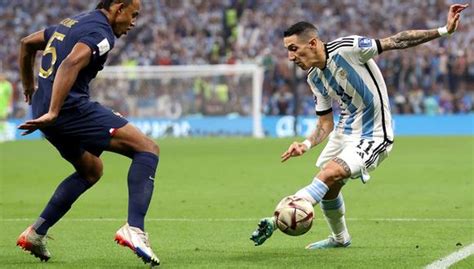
[307,35,394,142]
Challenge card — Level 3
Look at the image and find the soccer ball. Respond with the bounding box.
[274,195,314,236]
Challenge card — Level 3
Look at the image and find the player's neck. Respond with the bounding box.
[313,40,327,70]
[98,9,114,26]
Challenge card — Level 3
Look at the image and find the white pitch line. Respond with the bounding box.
[1,217,473,222]
[425,243,474,269]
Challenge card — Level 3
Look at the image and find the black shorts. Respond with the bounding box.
[41,102,128,161]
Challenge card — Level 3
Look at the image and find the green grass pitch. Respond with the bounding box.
[1,136,473,268]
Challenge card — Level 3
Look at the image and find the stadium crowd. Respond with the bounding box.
[1,0,473,118]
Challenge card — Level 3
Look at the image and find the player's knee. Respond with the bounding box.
[151,140,160,155]
[81,160,103,185]
[317,165,348,187]
[144,138,159,156]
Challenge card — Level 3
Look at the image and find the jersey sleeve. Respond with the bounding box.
[78,30,113,61]
[307,72,333,115]
[43,25,58,41]
[350,36,383,64]
[313,92,332,116]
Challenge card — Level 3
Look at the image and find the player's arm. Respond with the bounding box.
[19,30,47,104]
[281,111,334,162]
[379,3,468,51]
[18,43,91,135]
[47,43,91,117]
[305,111,334,149]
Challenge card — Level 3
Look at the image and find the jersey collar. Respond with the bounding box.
[322,43,329,70]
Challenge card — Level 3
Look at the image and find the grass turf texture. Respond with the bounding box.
[1,137,473,268]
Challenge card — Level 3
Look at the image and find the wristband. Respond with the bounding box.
[302,139,312,150]
[437,26,449,37]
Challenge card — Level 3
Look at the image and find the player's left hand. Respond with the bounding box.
[281,141,308,162]
[446,3,469,34]
[17,112,58,135]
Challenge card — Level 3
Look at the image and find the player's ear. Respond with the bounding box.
[117,3,124,13]
[308,38,317,48]
[109,2,123,15]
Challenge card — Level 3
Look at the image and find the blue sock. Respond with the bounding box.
[33,172,93,235]
[127,152,158,231]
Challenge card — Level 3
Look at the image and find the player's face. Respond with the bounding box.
[283,35,319,70]
[112,0,141,38]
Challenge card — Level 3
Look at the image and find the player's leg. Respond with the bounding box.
[291,157,352,249]
[306,180,351,249]
[250,161,349,246]
[107,123,160,266]
[33,150,103,235]
[17,150,103,261]
[306,137,392,250]
[108,123,159,231]
[251,136,344,246]
[59,102,160,266]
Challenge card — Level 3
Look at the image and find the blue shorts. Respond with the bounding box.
[40,101,128,161]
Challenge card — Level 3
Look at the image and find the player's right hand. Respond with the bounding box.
[446,3,469,34]
[280,141,308,162]
[18,112,58,135]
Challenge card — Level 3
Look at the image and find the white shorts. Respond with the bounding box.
[316,132,393,183]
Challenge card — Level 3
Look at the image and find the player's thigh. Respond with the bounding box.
[45,101,128,156]
[44,134,103,183]
[107,123,159,158]
[338,137,393,182]
[44,133,85,163]
[316,133,344,169]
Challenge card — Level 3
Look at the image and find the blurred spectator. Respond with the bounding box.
[0,73,14,142]
[1,0,472,118]
[0,73,13,120]
[270,84,295,115]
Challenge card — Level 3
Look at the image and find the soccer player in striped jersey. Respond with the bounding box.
[251,3,469,249]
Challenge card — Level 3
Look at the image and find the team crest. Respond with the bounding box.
[338,69,347,80]
[358,37,372,48]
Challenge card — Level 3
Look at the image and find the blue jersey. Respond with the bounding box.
[33,10,115,116]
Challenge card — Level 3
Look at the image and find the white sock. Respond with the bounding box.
[321,193,350,243]
[294,177,329,205]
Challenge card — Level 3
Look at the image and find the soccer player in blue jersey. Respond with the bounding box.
[251,3,469,249]
[16,0,160,266]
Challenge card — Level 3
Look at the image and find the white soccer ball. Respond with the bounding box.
[274,195,314,236]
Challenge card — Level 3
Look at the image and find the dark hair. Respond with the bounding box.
[96,0,132,10]
[283,21,318,38]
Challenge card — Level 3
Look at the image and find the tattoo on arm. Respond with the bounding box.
[308,121,329,147]
[380,29,440,51]
[333,157,351,175]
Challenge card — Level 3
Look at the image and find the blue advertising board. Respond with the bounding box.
[3,114,473,141]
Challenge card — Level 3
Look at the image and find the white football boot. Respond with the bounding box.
[115,223,160,267]
[16,226,51,261]
[306,235,352,250]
